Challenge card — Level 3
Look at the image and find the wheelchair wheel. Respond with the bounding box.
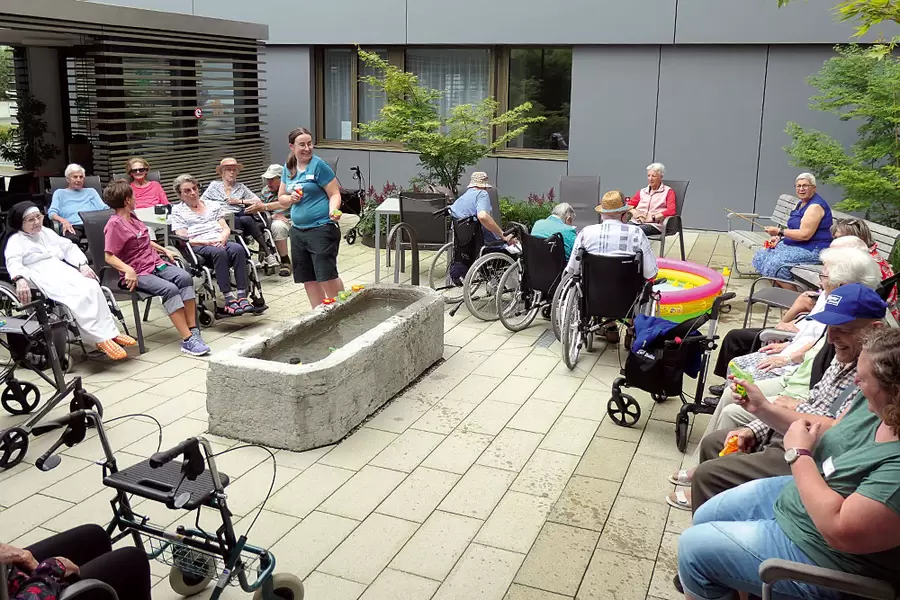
[675,412,690,453]
[254,573,305,600]
[584,331,594,353]
[1,381,41,415]
[550,276,573,342]
[606,393,641,427]
[463,252,516,321]
[560,284,582,370]
[497,264,539,332]
[652,393,668,403]
[428,242,464,304]
[0,426,28,470]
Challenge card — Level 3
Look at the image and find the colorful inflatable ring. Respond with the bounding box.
[654,258,726,323]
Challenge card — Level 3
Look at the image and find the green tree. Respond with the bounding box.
[356,49,545,196]
[777,0,900,40]
[784,45,900,228]
[0,46,12,101]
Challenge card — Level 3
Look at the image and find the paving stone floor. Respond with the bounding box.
[0,220,765,600]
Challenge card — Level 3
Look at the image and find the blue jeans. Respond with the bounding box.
[678,476,841,600]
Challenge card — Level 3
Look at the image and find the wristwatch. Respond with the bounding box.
[777,226,785,237]
[784,448,812,465]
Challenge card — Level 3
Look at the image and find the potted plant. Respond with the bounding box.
[356,182,399,247]
[0,94,60,171]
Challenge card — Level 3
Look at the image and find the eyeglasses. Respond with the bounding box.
[293,142,314,149]
[795,184,813,190]
[130,168,148,174]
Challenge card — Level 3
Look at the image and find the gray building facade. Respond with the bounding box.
[85,0,891,229]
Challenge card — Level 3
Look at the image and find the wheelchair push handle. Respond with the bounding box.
[150,437,200,469]
[431,207,450,218]
[711,292,737,320]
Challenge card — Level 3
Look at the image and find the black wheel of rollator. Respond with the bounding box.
[71,391,103,419]
[345,229,357,245]
[198,311,214,327]
[0,427,29,470]
[606,393,641,427]
[1,381,40,416]
[651,393,668,403]
[541,305,551,320]
[675,412,690,453]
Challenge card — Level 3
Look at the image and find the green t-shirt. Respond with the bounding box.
[774,393,900,587]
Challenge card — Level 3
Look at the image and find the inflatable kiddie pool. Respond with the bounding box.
[653,258,726,322]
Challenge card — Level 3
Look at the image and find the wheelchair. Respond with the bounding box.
[29,409,304,600]
[168,232,267,327]
[239,210,280,276]
[495,227,567,332]
[0,297,102,470]
[557,251,656,370]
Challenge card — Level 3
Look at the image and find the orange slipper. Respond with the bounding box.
[97,339,127,360]
[113,334,138,347]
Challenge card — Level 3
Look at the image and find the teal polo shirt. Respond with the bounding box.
[283,155,336,230]
[531,215,577,259]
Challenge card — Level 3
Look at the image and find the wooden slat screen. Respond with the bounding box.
[0,12,267,189]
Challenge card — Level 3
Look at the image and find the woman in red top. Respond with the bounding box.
[628,162,676,236]
[124,157,169,209]
[832,218,898,321]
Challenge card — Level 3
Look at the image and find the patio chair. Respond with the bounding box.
[79,209,155,354]
[110,170,162,184]
[645,179,689,260]
[49,175,103,197]
[559,176,601,230]
[398,192,449,248]
[759,558,896,600]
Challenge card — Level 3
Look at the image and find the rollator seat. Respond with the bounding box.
[104,459,230,511]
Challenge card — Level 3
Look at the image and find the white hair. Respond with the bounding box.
[647,162,665,176]
[829,236,868,252]
[64,163,85,178]
[552,202,575,222]
[796,172,816,187]
[820,247,882,289]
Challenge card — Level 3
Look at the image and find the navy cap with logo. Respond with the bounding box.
[810,283,888,326]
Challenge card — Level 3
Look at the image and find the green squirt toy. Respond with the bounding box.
[728,361,755,397]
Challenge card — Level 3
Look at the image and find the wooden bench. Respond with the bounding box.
[726,194,797,277]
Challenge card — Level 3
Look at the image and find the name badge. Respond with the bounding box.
[306,174,315,181]
[822,456,836,478]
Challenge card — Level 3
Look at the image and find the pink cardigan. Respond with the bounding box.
[628,184,676,231]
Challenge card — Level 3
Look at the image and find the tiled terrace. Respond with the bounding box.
[0,223,761,600]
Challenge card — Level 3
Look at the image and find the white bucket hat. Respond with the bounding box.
[467,172,492,189]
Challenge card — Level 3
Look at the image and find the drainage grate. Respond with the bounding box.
[535,329,556,348]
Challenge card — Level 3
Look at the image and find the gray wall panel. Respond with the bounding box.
[654,46,767,230]
[191,0,406,44]
[675,0,897,44]
[369,151,421,191]
[86,0,192,13]
[264,46,313,162]
[406,0,675,44]
[567,46,659,198]
[755,46,857,217]
[314,149,373,189]
[496,158,568,203]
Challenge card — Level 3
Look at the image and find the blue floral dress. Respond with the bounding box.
[751,194,832,280]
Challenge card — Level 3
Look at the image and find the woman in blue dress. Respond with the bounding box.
[751,172,832,282]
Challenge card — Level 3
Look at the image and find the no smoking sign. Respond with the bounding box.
[194,107,203,119]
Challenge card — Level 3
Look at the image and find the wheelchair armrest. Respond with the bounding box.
[759,558,895,600]
[758,329,797,344]
[170,234,191,244]
[60,578,119,600]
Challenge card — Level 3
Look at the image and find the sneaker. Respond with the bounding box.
[222,300,244,316]
[264,254,279,268]
[190,327,202,339]
[709,383,725,397]
[181,336,211,356]
[702,396,721,408]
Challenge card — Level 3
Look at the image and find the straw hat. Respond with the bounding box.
[467,172,493,189]
[596,190,630,214]
[216,157,244,174]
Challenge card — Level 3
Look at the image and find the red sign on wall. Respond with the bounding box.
[194,107,203,119]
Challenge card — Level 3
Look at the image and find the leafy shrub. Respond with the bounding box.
[499,188,555,230]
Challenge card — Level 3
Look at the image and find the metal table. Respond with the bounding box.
[374,197,400,283]
[134,207,171,246]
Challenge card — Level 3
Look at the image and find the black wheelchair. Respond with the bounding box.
[496,227,567,332]
[0,298,102,470]
[169,232,267,327]
[557,251,656,370]
[28,409,304,599]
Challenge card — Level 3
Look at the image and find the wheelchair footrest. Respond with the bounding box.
[104,459,229,510]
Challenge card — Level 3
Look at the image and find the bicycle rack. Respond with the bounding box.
[386,223,420,286]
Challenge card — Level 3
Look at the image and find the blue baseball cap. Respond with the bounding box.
[810,283,887,325]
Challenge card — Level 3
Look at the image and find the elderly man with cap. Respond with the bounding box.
[249,164,292,276]
[202,157,277,268]
[449,172,510,245]
[666,282,888,516]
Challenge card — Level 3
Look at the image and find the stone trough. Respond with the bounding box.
[206,284,443,451]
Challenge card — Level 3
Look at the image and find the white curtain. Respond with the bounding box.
[405,49,490,119]
[324,49,352,140]
[358,50,387,139]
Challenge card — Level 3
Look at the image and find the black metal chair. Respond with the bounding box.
[644,179,689,260]
[78,209,154,353]
[49,176,103,197]
[398,192,449,248]
[559,176,601,230]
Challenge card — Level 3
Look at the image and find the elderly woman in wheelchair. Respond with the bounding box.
[171,174,266,320]
[3,202,136,361]
[2,524,151,600]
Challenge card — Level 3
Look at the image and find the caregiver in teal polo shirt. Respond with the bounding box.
[531,203,577,259]
[275,127,344,308]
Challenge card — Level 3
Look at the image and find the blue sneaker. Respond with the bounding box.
[181,336,211,356]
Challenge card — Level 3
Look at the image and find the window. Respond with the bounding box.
[315,45,572,156]
[506,48,572,150]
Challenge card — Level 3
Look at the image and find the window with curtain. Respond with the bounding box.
[405,48,490,119]
[507,48,572,150]
[358,50,387,139]
[324,48,352,140]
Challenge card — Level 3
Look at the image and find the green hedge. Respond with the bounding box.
[499,197,553,231]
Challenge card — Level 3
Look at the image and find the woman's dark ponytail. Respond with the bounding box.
[286,127,313,178]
